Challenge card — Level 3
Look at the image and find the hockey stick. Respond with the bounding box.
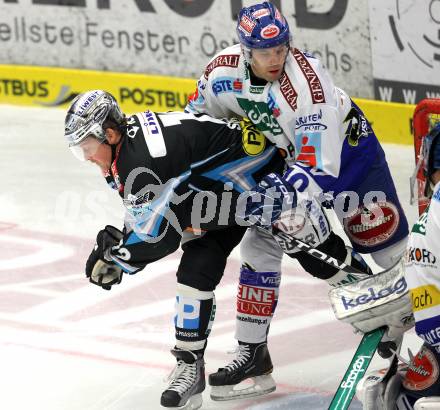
[328,327,386,410]
[266,227,368,278]
[254,225,387,408]
[264,228,387,408]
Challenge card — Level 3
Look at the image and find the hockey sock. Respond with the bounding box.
[235,267,281,343]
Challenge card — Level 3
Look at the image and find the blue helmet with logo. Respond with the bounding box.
[236,2,291,50]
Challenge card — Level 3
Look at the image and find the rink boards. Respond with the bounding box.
[0,63,415,145]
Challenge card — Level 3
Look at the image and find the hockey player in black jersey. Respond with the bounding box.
[64,90,372,409]
[65,90,286,409]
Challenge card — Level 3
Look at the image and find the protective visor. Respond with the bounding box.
[69,135,105,162]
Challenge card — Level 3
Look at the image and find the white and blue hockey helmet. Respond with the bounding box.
[236,2,291,63]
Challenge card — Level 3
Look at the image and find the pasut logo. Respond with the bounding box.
[260,24,280,39]
[389,0,440,68]
[341,276,408,310]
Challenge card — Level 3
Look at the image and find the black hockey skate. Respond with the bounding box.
[209,342,276,401]
[161,348,205,410]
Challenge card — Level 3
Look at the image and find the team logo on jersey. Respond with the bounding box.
[403,346,439,391]
[237,98,283,136]
[211,77,243,96]
[240,118,266,156]
[260,24,280,39]
[344,107,372,147]
[123,192,155,218]
[343,202,400,247]
[292,49,326,104]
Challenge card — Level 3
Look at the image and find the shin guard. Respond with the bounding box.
[174,283,216,351]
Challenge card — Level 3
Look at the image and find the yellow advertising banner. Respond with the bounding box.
[355,98,415,145]
[0,64,416,145]
[0,64,196,114]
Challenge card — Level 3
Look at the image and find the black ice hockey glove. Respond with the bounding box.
[86,225,124,290]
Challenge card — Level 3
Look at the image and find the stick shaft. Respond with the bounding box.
[270,228,366,276]
[328,327,386,410]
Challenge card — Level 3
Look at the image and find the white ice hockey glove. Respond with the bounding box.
[86,225,124,290]
[329,258,414,341]
[356,366,405,410]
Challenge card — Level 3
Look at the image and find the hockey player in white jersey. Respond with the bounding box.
[344,123,440,410]
[186,1,409,401]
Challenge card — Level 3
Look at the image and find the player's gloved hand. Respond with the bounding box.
[85,225,124,290]
[238,173,297,227]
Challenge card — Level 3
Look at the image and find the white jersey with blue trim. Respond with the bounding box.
[405,182,440,352]
[186,44,378,194]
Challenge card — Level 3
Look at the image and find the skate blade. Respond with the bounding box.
[162,393,202,410]
[210,375,276,401]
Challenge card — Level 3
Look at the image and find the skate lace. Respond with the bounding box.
[166,360,197,395]
[224,345,251,372]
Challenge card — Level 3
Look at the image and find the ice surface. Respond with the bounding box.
[0,105,422,409]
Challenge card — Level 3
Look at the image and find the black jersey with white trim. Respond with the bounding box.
[105,111,283,274]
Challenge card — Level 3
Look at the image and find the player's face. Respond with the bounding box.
[71,135,112,172]
[251,44,289,82]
